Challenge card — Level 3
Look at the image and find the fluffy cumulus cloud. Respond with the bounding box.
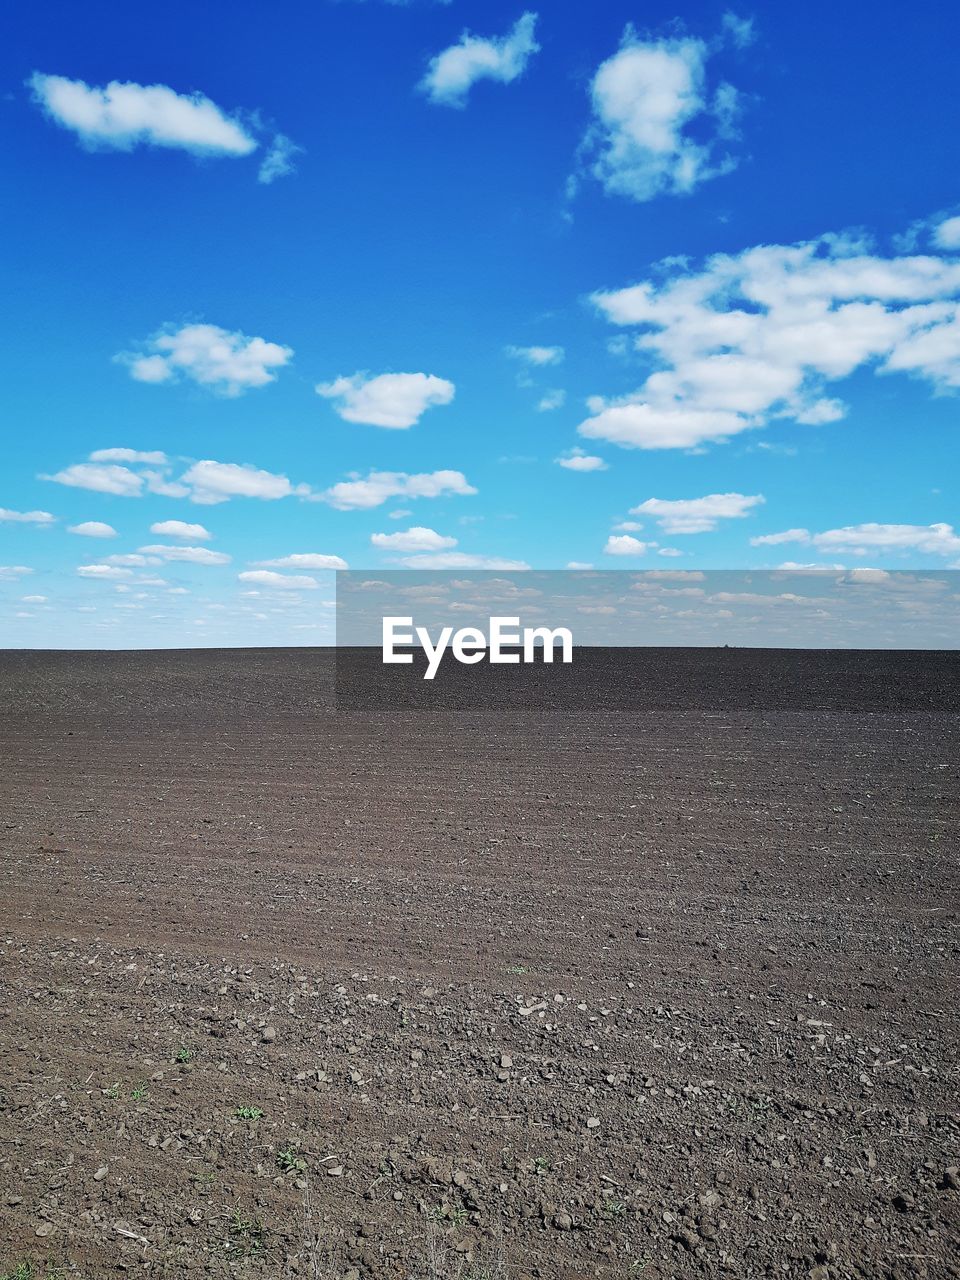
[104,553,153,567]
[0,565,33,581]
[42,450,310,507]
[253,553,348,570]
[633,493,764,533]
[321,469,476,510]
[556,448,607,472]
[119,323,293,396]
[42,462,147,497]
[77,564,132,580]
[0,507,55,524]
[138,544,230,565]
[750,527,810,547]
[754,522,960,558]
[68,521,117,538]
[506,344,564,366]
[180,460,307,505]
[29,73,257,156]
[934,216,960,251]
[90,447,168,464]
[370,526,457,552]
[419,12,539,107]
[604,534,649,556]
[150,520,212,540]
[316,372,455,428]
[582,232,960,450]
[238,569,319,590]
[578,24,744,205]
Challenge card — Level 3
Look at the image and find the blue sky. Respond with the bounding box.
[2,0,960,646]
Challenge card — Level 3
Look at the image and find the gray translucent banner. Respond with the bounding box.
[336,569,960,650]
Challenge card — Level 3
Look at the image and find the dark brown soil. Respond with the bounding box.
[0,649,957,1280]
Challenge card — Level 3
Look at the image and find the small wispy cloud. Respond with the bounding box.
[556,448,607,472]
[537,389,566,412]
[420,12,539,107]
[258,133,302,184]
[0,507,55,525]
[505,344,564,366]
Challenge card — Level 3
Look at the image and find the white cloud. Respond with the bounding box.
[119,323,293,396]
[632,492,764,533]
[0,565,32,581]
[253,553,348,570]
[580,401,747,450]
[419,12,539,107]
[583,230,960,450]
[720,13,755,49]
[181,460,306,504]
[317,371,455,428]
[104,554,152,567]
[506,344,564,366]
[142,470,190,498]
[397,552,530,569]
[613,520,643,532]
[750,527,811,546]
[90,447,168,464]
[238,569,319,590]
[29,73,257,156]
[556,449,608,472]
[68,521,118,538]
[0,507,55,525]
[21,594,47,603]
[321,469,476,510]
[150,519,212,540]
[566,561,594,569]
[77,564,132,580]
[537,389,566,412]
[42,451,308,508]
[934,216,960,251]
[371,526,457,552]
[812,522,960,557]
[258,133,301,184]
[604,534,649,556]
[776,561,843,571]
[753,522,960,558]
[138,544,230,565]
[579,28,740,205]
[43,462,144,496]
